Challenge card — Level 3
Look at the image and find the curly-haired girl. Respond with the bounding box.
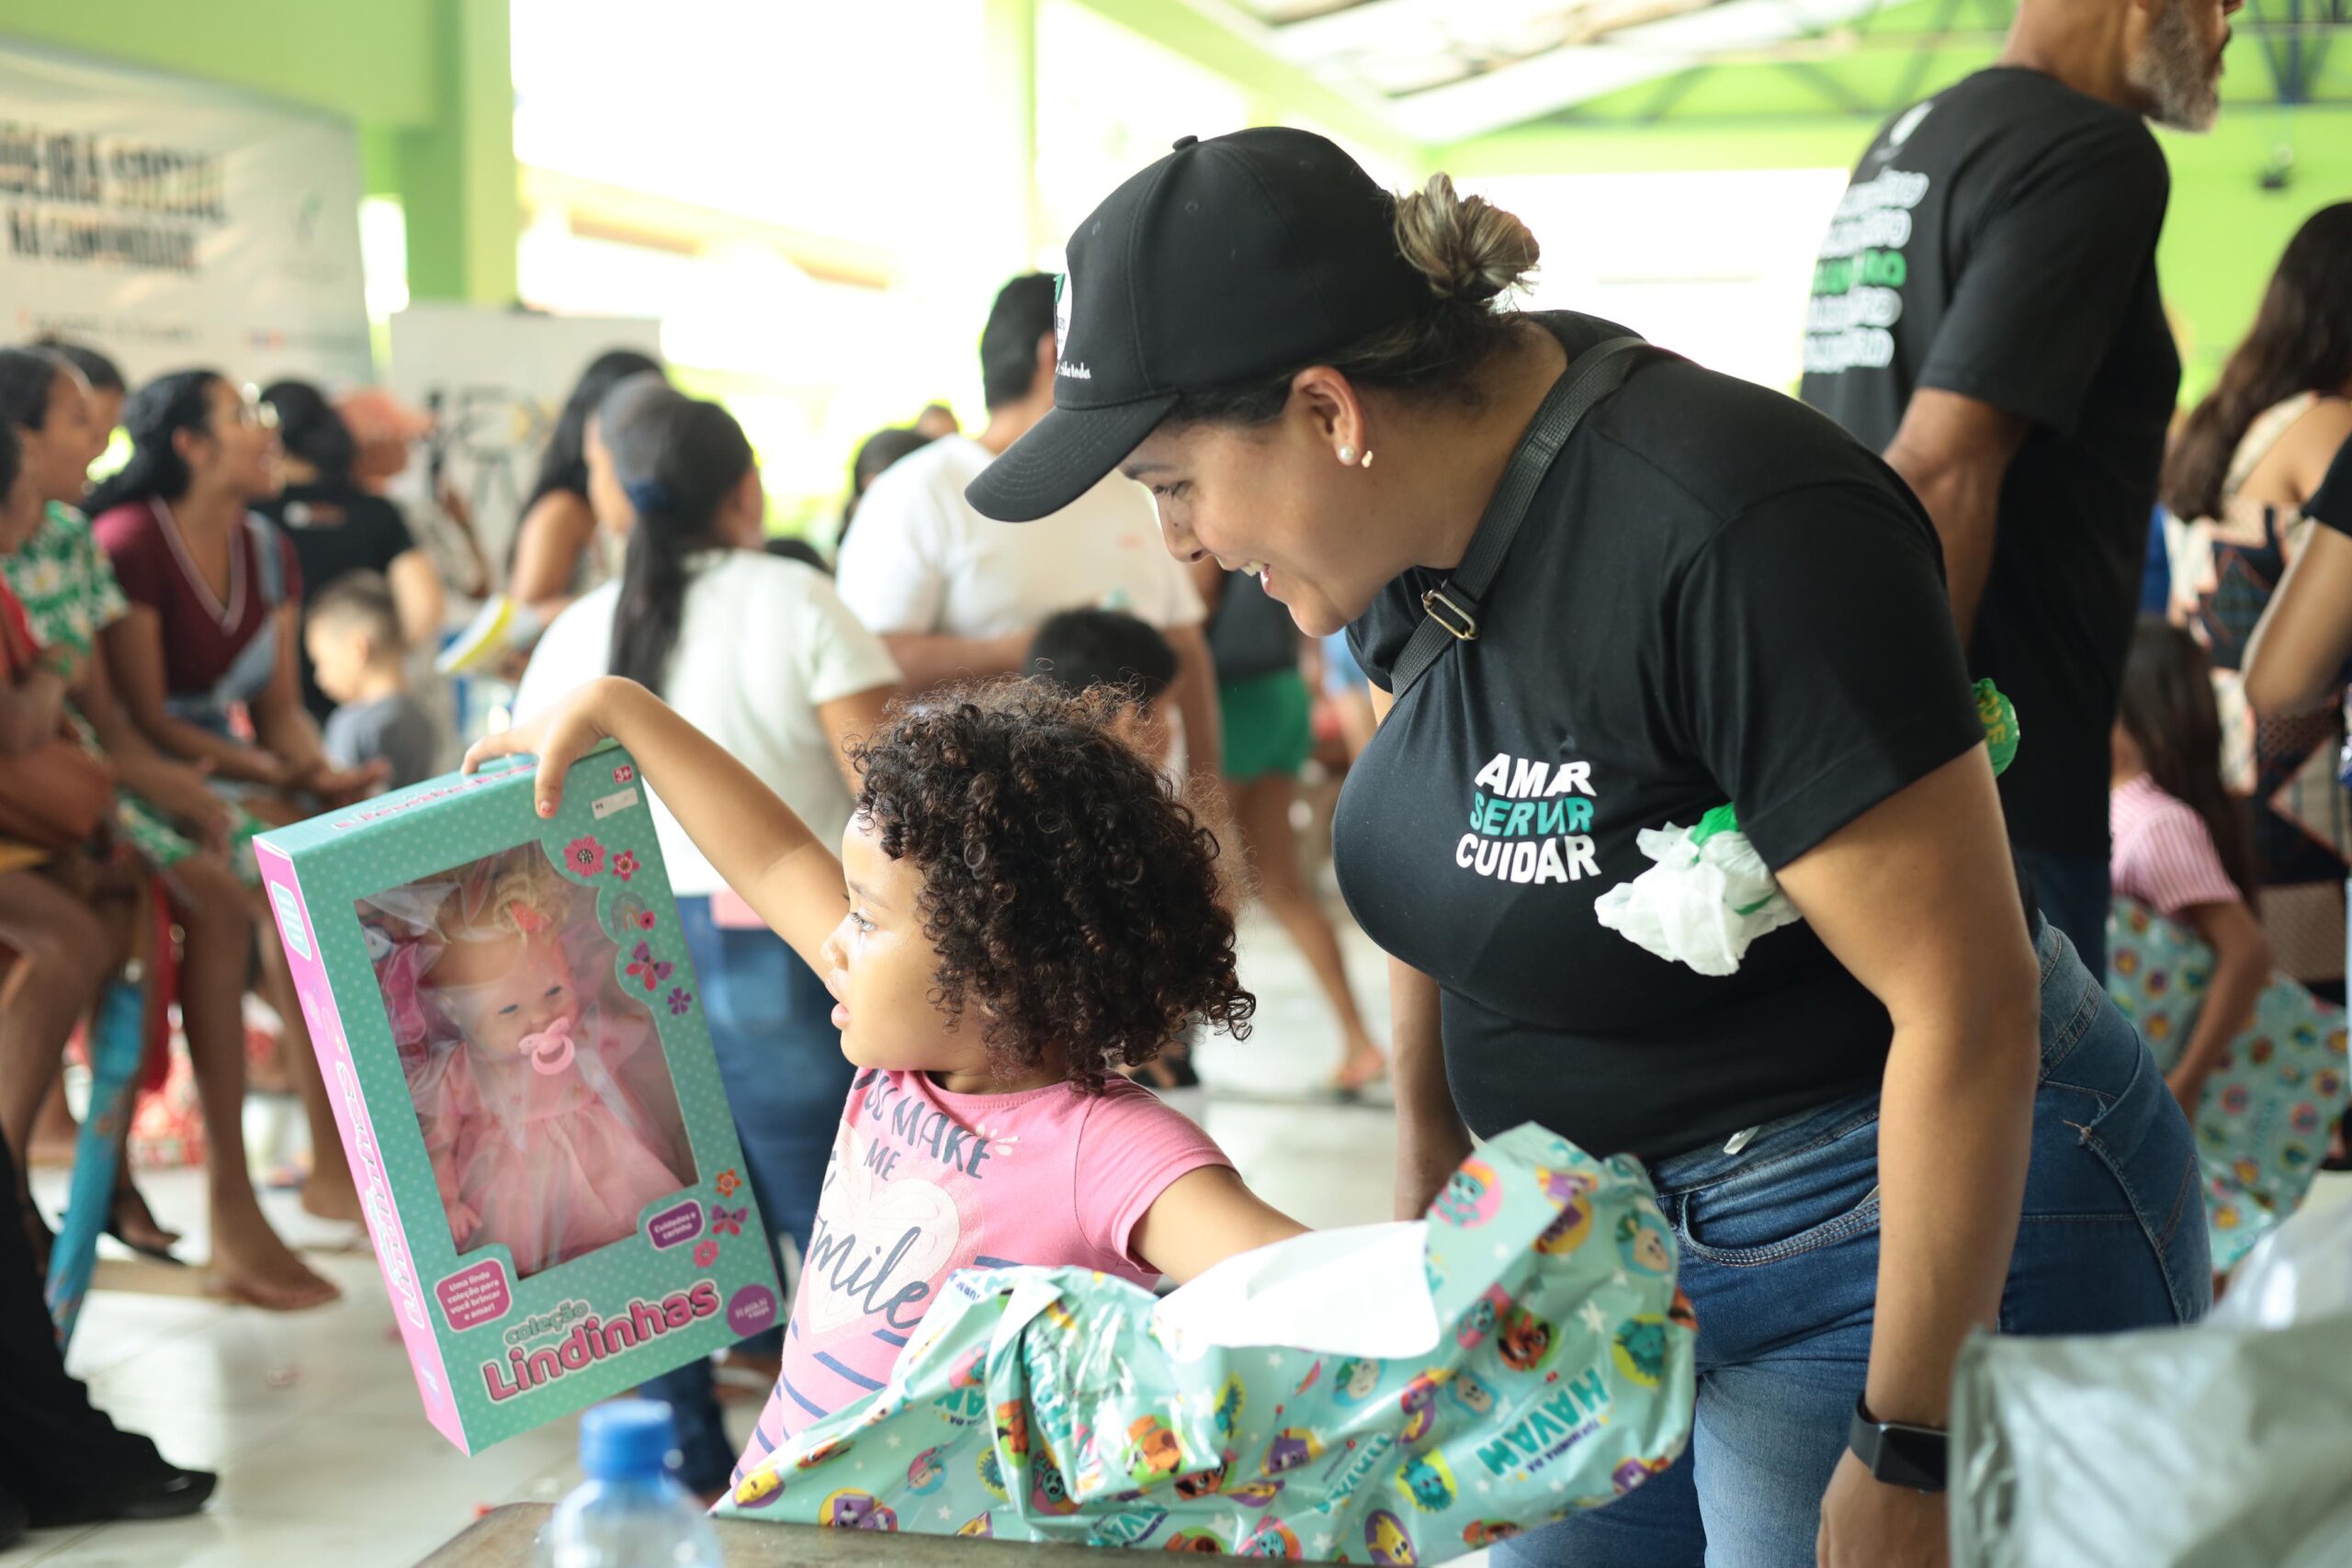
[469,675,1304,1482]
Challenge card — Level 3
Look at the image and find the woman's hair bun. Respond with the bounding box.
[1393,173,1539,303]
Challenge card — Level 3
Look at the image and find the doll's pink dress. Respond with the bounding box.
[412,1009,690,1277]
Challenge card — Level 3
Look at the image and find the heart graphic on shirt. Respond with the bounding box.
[803,1127,962,1336]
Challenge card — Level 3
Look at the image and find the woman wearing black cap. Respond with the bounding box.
[967,130,2208,1568]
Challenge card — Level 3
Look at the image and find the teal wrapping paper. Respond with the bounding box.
[719,1123,1695,1562]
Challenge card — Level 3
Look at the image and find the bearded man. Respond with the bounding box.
[1802,0,2239,978]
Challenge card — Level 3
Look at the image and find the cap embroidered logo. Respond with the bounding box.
[1054,274,1090,381]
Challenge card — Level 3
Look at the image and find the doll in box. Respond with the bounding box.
[362,844,695,1277]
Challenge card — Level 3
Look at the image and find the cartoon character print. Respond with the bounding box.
[995,1399,1031,1458]
[1461,1521,1522,1548]
[1165,1531,1227,1554]
[1431,1159,1502,1228]
[730,1467,784,1509]
[1451,1372,1496,1416]
[906,1449,947,1495]
[1031,1450,1081,1517]
[1457,1285,1511,1351]
[1399,1370,1453,1445]
[977,1446,1010,1500]
[1262,1428,1322,1476]
[1334,1357,1385,1405]
[1175,1455,1231,1501]
[1396,1451,1457,1513]
[1365,1510,1418,1566]
[957,1514,995,1539]
[1532,1167,1597,1256]
[820,1490,898,1531]
[1238,1518,1301,1560]
[1499,1305,1556,1372]
[1612,1455,1675,1495]
[1213,1377,1247,1441]
[1616,1208,1673,1276]
[1225,1479,1284,1512]
[1668,1287,1698,1333]
[1612,1316,1670,1390]
[795,1437,854,1471]
[1128,1416,1185,1481]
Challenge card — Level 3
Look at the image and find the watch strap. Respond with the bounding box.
[1848,1395,1948,1494]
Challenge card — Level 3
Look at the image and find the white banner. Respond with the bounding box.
[0,40,370,388]
[386,303,662,571]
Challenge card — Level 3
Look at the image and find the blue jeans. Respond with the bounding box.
[639,897,851,1493]
[1499,921,2208,1568]
[2014,847,2110,980]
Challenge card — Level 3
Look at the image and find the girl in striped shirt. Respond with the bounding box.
[2110,616,2273,1118]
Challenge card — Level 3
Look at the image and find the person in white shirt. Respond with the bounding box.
[836,273,1221,779]
[514,380,897,1498]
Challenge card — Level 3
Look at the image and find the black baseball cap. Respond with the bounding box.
[966,127,1429,524]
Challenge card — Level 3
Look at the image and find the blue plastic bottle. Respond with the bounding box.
[536,1401,721,1568]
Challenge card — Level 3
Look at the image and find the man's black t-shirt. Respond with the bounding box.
[254,481,420,722]
[1799,67,2180,860]
[1336,312,1984,1164]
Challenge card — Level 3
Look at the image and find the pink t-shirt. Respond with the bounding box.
[2111,773,2243,917]
[734,1068,1229,1483]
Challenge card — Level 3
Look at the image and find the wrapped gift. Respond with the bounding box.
[255,744,779,1452]
[718,1124,1694,1562]
[2106,897,2351,1271]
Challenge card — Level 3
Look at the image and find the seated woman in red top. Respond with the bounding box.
[87,370,383,1226]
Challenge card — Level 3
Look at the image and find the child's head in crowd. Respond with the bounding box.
[826,681,1250,1092]
[2114,615,2258,900]
[306,570,410,707]
[1026,607,1180,762]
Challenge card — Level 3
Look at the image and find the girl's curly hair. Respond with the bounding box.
[847,682,1254,1089]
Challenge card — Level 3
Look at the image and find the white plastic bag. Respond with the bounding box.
[1592,811,1800,977]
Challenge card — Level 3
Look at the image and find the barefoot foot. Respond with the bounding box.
[205,1201,340,1312]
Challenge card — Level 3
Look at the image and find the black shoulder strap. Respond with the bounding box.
[1388,335,1654,701]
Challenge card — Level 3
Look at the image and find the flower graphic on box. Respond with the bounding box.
[564,836,605,878]
[611,851,640,883]
[716,1168,742,1198]
[694,1238,719,1269]
[667,987,694,1017]
[626,941,673,991]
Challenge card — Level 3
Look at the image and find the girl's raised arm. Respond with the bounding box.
[466,676,847,969]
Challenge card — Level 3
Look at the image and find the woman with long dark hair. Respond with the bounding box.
[254,379,444,723]
[506,348,664,635]
[0,350,337,1309]
[2160,203,2352,998]
[2110,617,2271,1118]
[86,369,379,1230]
[514,382,897,1497]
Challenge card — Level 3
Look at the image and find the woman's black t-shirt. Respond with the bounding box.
[1336,311,1984,1163]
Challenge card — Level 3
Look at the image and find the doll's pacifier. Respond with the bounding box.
[521,1017,578,1076]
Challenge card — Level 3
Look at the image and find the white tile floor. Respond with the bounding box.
[4,903,1402,1567]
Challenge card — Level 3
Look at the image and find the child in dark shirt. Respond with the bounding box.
[306,571,441,790]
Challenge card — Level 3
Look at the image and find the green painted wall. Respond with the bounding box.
[0,0,517,304]
[0,0,438,125]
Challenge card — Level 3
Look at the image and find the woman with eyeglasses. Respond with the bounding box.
[86,369,382,1229]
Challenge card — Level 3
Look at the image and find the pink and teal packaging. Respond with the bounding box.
[254,744,781,1452]
[2107,897,2352,1271]
[717,1123,1695,1562]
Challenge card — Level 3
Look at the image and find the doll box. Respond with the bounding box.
[255,743,781,1454]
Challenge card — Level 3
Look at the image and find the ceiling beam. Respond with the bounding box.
[1063,0,1427,166]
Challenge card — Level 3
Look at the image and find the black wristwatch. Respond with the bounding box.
[1847,1396,1947,1493]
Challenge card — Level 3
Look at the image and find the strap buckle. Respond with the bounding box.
[1421,587,1479,641]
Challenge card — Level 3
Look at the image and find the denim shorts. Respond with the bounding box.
[1498,920,2209,1568]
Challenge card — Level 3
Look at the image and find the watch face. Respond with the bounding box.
[1875,1424,1948,1493]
